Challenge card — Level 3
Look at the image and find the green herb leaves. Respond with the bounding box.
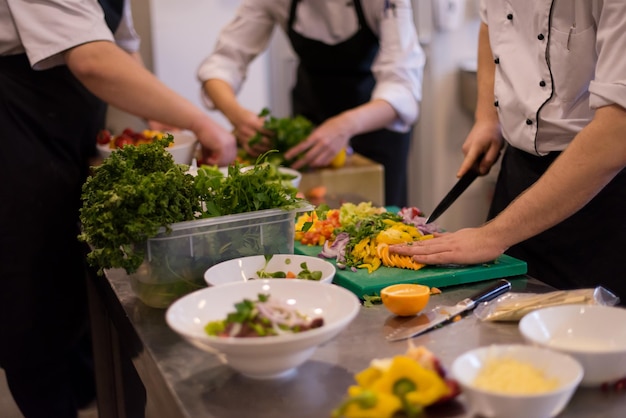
[79,136,305,275]
[79,136,198,274]
[248,108,315,165]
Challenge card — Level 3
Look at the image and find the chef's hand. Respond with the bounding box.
[388,227,508,266]
[192,116,237,166]
[284,115,350,170]
[457,121,504,177]
[229,108,271,157]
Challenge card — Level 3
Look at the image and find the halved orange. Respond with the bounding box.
[380,284,431,316]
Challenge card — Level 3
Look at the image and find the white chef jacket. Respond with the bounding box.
[197,0,424,133]
[480,0,626,155]
[0,0,140,70]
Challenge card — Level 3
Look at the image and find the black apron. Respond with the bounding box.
[0,2,124,415]
[287,0,411,207]
[488,145,626,303]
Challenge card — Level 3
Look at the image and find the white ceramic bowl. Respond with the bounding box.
[219,165,302,188]
[451,344,582,418]
[97,130,198,165]
[204,254,335,286]
[165,279,360,379]
[519,304,626,386]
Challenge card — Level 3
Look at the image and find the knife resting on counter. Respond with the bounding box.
[386,279,512,342]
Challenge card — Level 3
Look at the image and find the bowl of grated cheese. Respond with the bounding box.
[451,344,583,418]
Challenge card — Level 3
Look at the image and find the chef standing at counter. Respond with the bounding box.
[198,0,425,207]
[390,0,626,302]
[0,1,235,417]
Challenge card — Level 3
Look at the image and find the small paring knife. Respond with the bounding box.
[385,279,512,342]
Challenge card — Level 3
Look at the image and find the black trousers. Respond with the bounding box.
[0,55,100,417]
[488,145,626,303]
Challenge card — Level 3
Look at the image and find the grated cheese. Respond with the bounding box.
[473,357,560,394]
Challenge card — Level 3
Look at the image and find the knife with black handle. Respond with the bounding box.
[385,279,512,342]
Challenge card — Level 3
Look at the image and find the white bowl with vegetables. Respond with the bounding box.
[97,129,198,165]
[204,254,336,287]
[165,279,360,379]
[451,344,583,418]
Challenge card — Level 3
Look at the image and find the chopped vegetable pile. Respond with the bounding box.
[205,293,324,337]
[295,203,443,273]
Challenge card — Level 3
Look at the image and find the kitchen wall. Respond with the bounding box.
[108,0,273,132]
[116,0,492,232]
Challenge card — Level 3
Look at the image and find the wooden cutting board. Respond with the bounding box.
[295,242,527,299]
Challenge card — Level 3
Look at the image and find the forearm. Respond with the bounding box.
[64,41,208,131]
[457,22,503,176]
[334,99,398,137]
[486,104,626,246]
[203,78,246,124]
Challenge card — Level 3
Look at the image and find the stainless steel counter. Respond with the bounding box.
[87,269,626,418]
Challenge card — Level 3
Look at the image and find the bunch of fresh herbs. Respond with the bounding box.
[79,137,305,276]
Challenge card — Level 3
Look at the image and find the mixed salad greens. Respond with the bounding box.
[255,255,323,281]
[205,293,324,338]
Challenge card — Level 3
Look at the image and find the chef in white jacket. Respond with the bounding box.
[198,0,425,207]
[390,0,626,303]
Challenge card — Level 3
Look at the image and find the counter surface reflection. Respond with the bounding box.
[87,270,626,418]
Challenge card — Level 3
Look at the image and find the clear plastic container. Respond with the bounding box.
[129,203,312,308]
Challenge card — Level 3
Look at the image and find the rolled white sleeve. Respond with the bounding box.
[370,0,424,132]
[588,0,626,110]
[113,0,141,53]
[8,0,115,70]
[197,1,279,109]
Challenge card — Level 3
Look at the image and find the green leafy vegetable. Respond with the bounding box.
[79,137,306,277]
[79,135,198,274]
[256,255,323,281]
[362,294,383,307]
[248,108,315,166]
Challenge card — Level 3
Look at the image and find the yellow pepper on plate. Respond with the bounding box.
[332,345,458,418]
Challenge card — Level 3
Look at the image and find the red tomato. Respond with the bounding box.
[115,135,135,149]
[96,129,112,145]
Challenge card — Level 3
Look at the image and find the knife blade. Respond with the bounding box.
[385,279,512,342]
[425,167,479,224]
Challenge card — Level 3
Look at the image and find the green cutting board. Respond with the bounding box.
[295,242,527,299]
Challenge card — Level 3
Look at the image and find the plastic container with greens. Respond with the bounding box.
[79,136,311,308]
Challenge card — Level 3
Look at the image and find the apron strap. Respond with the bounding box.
[98,0,125,33]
